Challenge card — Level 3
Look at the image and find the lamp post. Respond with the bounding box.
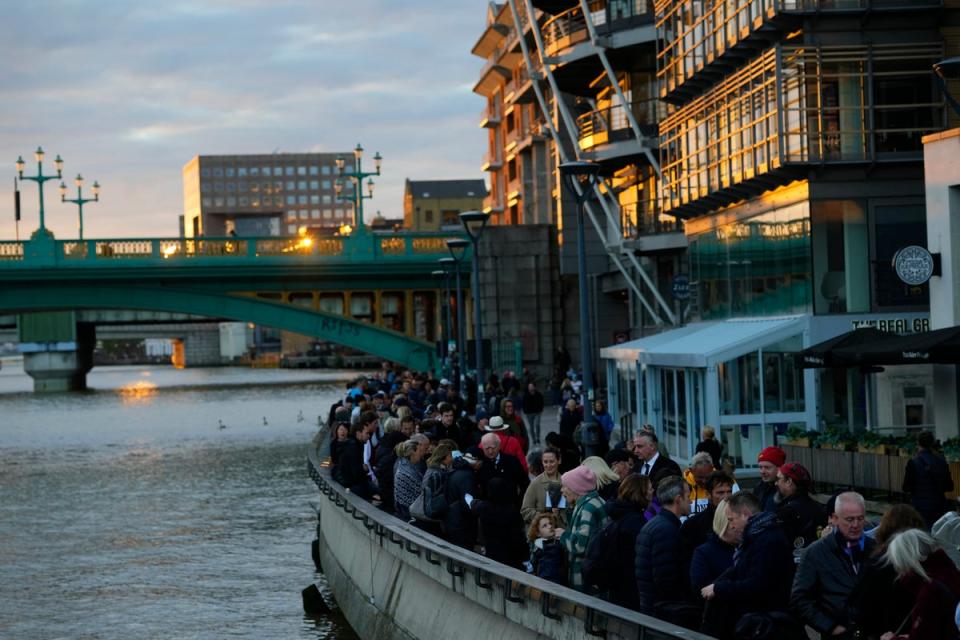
[334,143,382,230]
[16,147,63,236]
[59,174,99,241]
[559,160,601,424]
[438,257,457,379]
[432,268,452,374]
[447,239,469,393]
[460,210,490,409]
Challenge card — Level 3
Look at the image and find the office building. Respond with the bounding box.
[403,179,487,231]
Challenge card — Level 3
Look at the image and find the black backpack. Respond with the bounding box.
[581,516,621,589]
[423,469,450,519]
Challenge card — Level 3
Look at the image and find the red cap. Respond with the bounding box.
[757,446,786,467]
[779,462,812,490]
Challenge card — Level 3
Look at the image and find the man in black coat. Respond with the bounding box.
[635,476,696,625]
[633,431,682,480]
[701,491,798,639]
[431,402,462,444]
[445,452,483,549]
[753,446,785,512]
[775,462,826,551]
[334,423,378,501]
[791,491,875,638]
[477,433,529,507]
[903,430,954,528]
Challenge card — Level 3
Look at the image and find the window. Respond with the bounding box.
[299,210,309,219]
[226,168,235,177]
[812,200,870,314]
[261,166,271,176]
[872,203,929,309]
[227,197,236,206]
[202,197,212,206]
[285,167,295,176]
[309,180,319,189]
[323,210,333,219]
[214,182,223,192]
[322,180,331,190]
[251,197,259,207]
[311,209,320,219]
[213,167,223,177]
[214,197,224,206]
[274,181,282,191]
[425,210,434,223]
[309,166,318,175]
[322,165,331,175]
[297,166,306,175]
[238,167,247,177]
[286,195,296,205]
[238,181,247,191]
[287,210,297,220]
[322,195,332,204]
[227,183,236,191]
[239,197,248,205]
[200,168,210,177]
[310,195,320,204]
[250,167,260,176]
[286,181,295,190]
[288,224,298,234]
[298,195,307,204]
[298,180,307,190]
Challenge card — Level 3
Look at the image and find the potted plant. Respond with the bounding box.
[856,431,892,455]
[816,425,856,451]
[898,435,918,458]
[783,425,814,447]
[942,437,960,463]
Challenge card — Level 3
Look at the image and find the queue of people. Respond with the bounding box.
[328,367,960,640]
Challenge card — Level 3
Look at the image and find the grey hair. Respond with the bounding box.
[883,528,938,582]
[383,417,401,433]
[408,433,429,446]
[656,475,687,506]
[690,452,713,468]
[834,491,866,516]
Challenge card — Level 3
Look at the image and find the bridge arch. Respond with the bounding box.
[0,284,437,372]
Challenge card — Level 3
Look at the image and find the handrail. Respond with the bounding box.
[575,98,662,143]
[307,431,714,640]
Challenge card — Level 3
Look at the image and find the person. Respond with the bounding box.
[791,491,875,639]
[633,431,682,479]
[696,425,723,469]
[521,447,565,526]
[333,422,379,501]
[775,462,826,553]
[689,498,736,596]
[558,465,608,591]
[635,475,695,625]
[684,451,715,515]
[414,442,455,534]
[593,400,615,444]
[393,439,425,521]
[444,451,483,550]
[477,433,529,508]
[528,511,565,584]
[701,491,798,639]
[933,499,960,569]
[581,456,621,501]
[753,446,786,512]
[602,474,651,609]
[431,402,461,444]
[903,431,954,529]
[484,416,528,472]
[545,431,581,474]
[522,382,545,446]
[500,398,529,453]
[374,417,408,514]
[559,398,582,440]
[680,470,734,561]
[604,448,633,481]
[329,422,350,466]
[879,529,960,640]
[467,476,528,569]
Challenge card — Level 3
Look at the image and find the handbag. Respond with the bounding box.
[408,490,440,523]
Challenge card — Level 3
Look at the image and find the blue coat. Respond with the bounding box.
[690,533,735,593]
[635,509,688,616]
[603,498,648,610]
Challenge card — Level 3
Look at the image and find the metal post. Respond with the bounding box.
[454,267,465,392]
[471,243,485,407]
[577,202,595,425]
[444,270,453,374]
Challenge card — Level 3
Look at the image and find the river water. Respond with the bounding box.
[0,360,359,639]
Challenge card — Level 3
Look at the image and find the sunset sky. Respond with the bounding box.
[1,1,487,239]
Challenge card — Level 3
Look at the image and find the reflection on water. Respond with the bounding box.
[0,363,360,639]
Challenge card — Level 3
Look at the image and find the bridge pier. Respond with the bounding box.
[19,312,95,392]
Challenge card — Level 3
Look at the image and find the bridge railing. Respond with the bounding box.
[0,241,24,261]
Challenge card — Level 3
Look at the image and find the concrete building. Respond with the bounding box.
[182,152,356,238]
[403,179,487,231]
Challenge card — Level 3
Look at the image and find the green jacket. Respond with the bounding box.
[560,490,607,590]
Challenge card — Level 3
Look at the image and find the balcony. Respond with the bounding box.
[481,152,504,172]
[542,1,655,61]
[576,98,662,158]
[479,103,502,128]
[658,43,945,217]
[474,58,512,97]
[655,0,943,104]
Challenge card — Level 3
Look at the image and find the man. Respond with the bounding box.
[484,416,528,472]
[477,433,529,507]
[604,449,633,481]
[680,470,734,559]
[701,491,797,638]
[754,446,786,512]
[522,382,545,445]
[791,491,875,638]
[904,430,954,528]
[444,451,483,549]
[432,402,461,444]
[358,410,381,487]
[635,476,697,627]
[633,431,681,480]
[684,451,715,515]
[775,462,826,551]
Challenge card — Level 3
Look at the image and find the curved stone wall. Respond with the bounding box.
[307,434,714,640]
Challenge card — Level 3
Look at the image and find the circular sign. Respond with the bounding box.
[892,245,934,286]
[671,275,690,300]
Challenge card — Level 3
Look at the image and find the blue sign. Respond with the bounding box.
[671,275,690,301]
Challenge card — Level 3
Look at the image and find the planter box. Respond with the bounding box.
[820,443,852,452]
[857,445,889,455]
[783,438,811,448]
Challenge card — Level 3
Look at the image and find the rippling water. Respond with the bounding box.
[0,360,360,639]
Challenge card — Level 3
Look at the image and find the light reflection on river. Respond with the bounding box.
[0,360,359,639]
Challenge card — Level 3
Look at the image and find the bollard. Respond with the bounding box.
[302,583,331,615]
[311,538,323,573]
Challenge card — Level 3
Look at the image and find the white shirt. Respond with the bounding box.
[641,452,660,476]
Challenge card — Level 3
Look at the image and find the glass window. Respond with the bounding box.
[285,167,295,176]
[239,197,248,205]
[213,167,223,177]
[298,180,307,190]
[274,181,283,191]
[202,197,212,206]
[288,224,297,234]
[873,203,929,309]
[226,167,235,177]
[321,165,331,175]
[286,181,295,190]
[262,166,271,176]
[310,195,319,204]
[286,195,296,205]
[719,352,761,415]
[762,335,805,412]
[214,197,224,206]
[322,195,332,204]
[238,181,247,191]
[298,195,307,205]
[323,210,333,219]
[299,210,309,219]
[287,210,297,219]
[310,180,319,189]
[322,180,331,190]
[226,196,236,206]
[311,209,320,219]
[298,166,307,175]
[250,167,260,176]
[214,182,223,192]
[200,168,210,177]
[238,167,247,177]
[274,196,283,206]
[309,166,318,175]
[251,197,259,207]
[811,200,870,313]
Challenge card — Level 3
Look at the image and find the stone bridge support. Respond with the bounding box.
[19,311,95,392]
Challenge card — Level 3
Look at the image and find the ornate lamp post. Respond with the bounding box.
[16,147,63,236]
[559,160,601,424]
[460,210,490,409]
[59,174,99,240]
[446,239,470,393]
[334,143,382,230]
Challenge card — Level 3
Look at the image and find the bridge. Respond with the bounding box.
[0,227,471,390]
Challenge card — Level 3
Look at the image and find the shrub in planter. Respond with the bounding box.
[856,431,895,455]
[816,425,856,451]
[943,437,960,463]
[783,425,816,447]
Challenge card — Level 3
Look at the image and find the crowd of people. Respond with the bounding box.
[328,365,960,640]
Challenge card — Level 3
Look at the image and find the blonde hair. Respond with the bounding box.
[394,439,419,460]
[702,425,715,440]
[581,456,620,489]
[712,498,730,536]
[884,528,939,582]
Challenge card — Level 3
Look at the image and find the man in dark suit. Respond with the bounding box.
[477,432,529,507]
[633,431,681,481]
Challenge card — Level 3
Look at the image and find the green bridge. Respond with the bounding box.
[0,227,471,390]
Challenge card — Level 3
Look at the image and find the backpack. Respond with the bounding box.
[581,516,622,589]
[423,469,450,519]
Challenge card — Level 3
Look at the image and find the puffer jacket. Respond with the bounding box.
[635,509,687,615]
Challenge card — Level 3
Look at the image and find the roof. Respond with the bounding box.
[406,179,487,200]
[601,316,808,368]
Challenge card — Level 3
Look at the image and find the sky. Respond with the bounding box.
[0,0,488,239]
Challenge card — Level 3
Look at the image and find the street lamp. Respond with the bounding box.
[16,147,63,236]
[59,174,99,240]
[460,210,490,409]
[335,143,382,230]
[447,239,470,393]
[432,268,452,375]
[559,160,601,424]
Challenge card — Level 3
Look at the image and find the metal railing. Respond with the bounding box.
[0,241,24,261]
[575,98,662,148]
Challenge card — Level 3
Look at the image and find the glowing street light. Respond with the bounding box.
[59,174,99,240]
[334,143,382,229]
[16,147,63,235]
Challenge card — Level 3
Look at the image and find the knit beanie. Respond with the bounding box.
[757,446,786,467]
[562,466,597,495]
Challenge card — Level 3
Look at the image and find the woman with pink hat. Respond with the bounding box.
[558,465,609,591]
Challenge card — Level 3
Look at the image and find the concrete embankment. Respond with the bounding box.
[307,433,713,640]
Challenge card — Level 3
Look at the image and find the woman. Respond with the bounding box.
[581,456,621,501]
[375,417,406,514]
[393,439,425,521]
[693,499,738,639]
[500,398,529,453]
[695,425,723,469]
[521,448,565,526]
[558,465,608,592]
[329,422,350,466]
[879,529,960,640]
[412,442,456,535]
[602,474,652,609]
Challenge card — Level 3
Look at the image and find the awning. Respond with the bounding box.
[831,325,960,366]
[601,316,807,368]
[797,327,891,368]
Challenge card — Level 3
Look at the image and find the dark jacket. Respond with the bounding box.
[477,453,530,508]
[790,530,877,634]
[635,509,688,616]
[904,449,954,527]
[559,408,582,439]
[444,457,479,549]
[642,455,683,481]
[849,552,913,638]
[374,431,407,513]
[680,503,716,562]
[895,548,960,640]
[334,437,375,500]
[471,477,528,569]
[690,533,735,593]
[753,480,779,513]
[603,498,648,610]
[531,538,565,584]
[695,438,723,469]
[523,389,545,415]
[776,491,826,550]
